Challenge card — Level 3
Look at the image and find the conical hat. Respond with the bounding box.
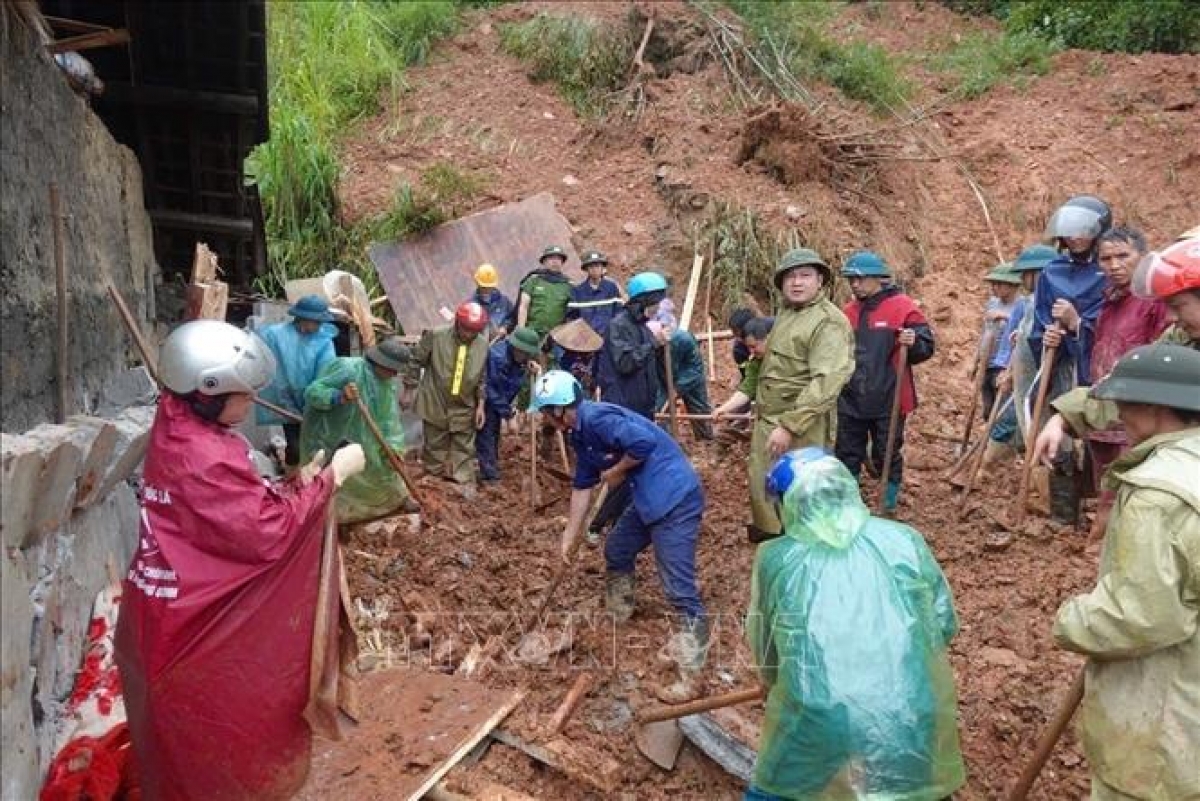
[550,318,603,353]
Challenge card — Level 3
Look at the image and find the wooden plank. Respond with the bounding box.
[47,27,130,54]
[490,728,621,795]
[149,208,254,236]
[678,252,704,333]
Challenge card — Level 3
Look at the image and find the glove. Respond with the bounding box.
[298,449,326,486]
[330,443,366,487]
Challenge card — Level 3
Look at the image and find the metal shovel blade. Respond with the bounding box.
[635,719,685,770]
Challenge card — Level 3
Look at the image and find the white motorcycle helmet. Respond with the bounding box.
[159,321,276,420]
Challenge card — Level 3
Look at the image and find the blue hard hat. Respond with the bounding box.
[841,250,892,278]
[529,369,583,412]
[1012,244,1058,273]
[627,271,669,300]
[288,294,337,323]
[765,447,830,502]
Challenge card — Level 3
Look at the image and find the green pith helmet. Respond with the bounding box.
[841,250,892,278]
[507,326,542,357]
[774,247,830,288]
[985,262,1022,285]
[1090,343,1200,412]
[540,245,567,264]
[1012,244,1058,273]
[580,250,608,268]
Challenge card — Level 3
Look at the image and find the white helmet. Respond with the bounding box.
[159,320,276,396]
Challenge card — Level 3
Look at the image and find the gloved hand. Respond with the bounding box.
[330,443,366,487]
[298,449,326,486]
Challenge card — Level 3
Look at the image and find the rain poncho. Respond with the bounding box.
[300,356,408,523]
[1053,428,1200,800]
[746,455,965,800]
[254,321,337,425]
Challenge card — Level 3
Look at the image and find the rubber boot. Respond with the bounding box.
[605,572,635,623]
[655,617,709,704]
[745,524,780,544]
[1048,470,1081,526]
[883,479,901,513]
[975,439,1016,483]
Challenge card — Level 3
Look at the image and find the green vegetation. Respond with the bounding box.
[726,1,912,113]
[246,1,462,296]
[498,13,636,116]
[940,0,1199,54]
[932,29,1057,98]
[375,163,490,241]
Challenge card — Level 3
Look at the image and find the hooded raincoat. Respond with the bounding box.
[1053,428,1200,800]
[747,455,964,800]
[254,320,337,425]
[115,394,334,800]
[301,356,408,523]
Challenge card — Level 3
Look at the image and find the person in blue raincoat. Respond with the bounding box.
[745,448,965,801]
[255,295,338,465]
[476,327,541,481]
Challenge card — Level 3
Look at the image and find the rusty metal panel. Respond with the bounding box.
[368,193,579,335]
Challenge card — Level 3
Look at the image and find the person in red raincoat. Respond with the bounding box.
[115,321,365,801]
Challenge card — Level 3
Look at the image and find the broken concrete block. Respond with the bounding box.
[2,434,44,551]
[95,405,155,500]
[66,416,118,510]
[96,365,158,417]
[25,427,84,549]
[0,551,37,801]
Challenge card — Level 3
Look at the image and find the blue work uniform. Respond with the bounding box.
[468,288,516,336]
[568,278,622,337]
[476,340,527,480]
[571,401,706,621]
[1028,255,1107,386]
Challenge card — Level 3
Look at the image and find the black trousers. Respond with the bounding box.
[835,413,906,484]
[980,366,1003,421]
[283,423,302,467]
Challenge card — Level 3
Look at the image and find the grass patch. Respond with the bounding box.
[375,163,489,240]
[726,0,912,113]
[498,12,636,116]
[932,29,1057,98]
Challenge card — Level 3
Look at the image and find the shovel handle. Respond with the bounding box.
[352,394,426,508]
[1007,667,1085,800]
[1013,341,1059,525]
[637,686,764,723]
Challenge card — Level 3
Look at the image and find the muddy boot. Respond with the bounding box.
[883,480,901,513]
[605,572,635,623]
[1048,470,1081,526]
[746,524,780,544]
[655,617,709,704]
[975,439,1016,483]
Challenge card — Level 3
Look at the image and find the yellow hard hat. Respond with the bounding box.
[474,263,499,288]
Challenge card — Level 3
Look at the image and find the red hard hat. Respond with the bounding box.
[455,300,488,332]
[1131,236,1200,300]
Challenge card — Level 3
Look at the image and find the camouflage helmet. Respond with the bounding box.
[1090,343,1200,412]
[540,244,568,264]
[774,247,830,288]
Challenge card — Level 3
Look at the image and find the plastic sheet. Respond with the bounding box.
[747,454,965,799]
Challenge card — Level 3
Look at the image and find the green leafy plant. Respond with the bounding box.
[933,29,1056,98]
[375,163,489,240]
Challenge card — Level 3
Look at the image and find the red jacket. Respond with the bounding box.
[840,287,935,418]
[1088,287,1170,444]
[115,393,333,800]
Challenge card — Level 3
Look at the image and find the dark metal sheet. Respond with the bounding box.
[369,193,579,335]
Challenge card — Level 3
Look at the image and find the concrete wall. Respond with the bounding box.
[1,17,159,801]
[1,16,157,433]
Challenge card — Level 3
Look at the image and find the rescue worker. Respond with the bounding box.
[404,301,490,491]
[657,320,714,440]
[728,307,756,381]
[597,270,668,419]
[835,250,935,513]
[477,327,541,482]
[1030,195,1114,525]
[745,448,965,801]
[549,317,604,397]
[531,370,708,703]
[567,250,622,337]
[302,336,418,522]
[974,264,1021,420]
[712,316,773,438]
[751,248,857,544]
[1047,343,1199,801]
[116,321,366,801]
[467,262,514,339]
[516,244,573,338]
[254,294,338,465]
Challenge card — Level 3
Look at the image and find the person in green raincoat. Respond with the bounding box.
[745,447,965,801]
[300,337,416,523]
[748,248,855,543]
[403,301,490,489]
[654,321,713,440]
[1035,343,1199,801]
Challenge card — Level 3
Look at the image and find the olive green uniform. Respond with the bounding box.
[404,325,488,483]
[521,271,573,337]
[750,296,855,534]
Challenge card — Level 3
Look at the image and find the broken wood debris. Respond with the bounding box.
[490,727,622,795]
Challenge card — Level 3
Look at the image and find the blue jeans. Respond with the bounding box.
[475,406,503,480]
[604,484,705,620]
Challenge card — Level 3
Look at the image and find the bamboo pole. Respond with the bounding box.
[876,344,909,514]
[50,184,69,422]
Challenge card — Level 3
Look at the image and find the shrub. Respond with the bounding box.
[374,163,489,240]
[1004,0,1199,54]
[933,29,1057,98]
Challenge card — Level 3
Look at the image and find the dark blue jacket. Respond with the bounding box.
[484,340,526,419]
[1028,255,1107,385]
[469,289,515,333]
[596,307,660,419]
[569,278,622,336]
[571,401,700,524]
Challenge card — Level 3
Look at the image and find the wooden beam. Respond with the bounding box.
[408,691,525,801]
[148,209,254,237]
[490,728,621,795]
[101,81,260,115]
[44,16,111,34]
[47,28,130,54]
[678,252,705,333]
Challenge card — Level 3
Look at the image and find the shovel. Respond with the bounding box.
[351,393,430,512]
[634,686,764,770]
[876,343,909,515]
